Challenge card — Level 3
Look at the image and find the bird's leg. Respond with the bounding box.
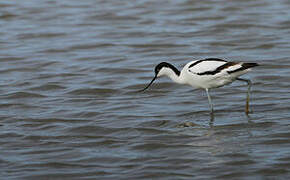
[236,78,252,115]
[205,88,214,115]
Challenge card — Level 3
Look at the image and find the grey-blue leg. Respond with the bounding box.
[205,88,214,114]
[236,78,252,115]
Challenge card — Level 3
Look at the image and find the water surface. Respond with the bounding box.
[1,0,290,179]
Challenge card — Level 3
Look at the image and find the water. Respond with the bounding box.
[1,0,290,179]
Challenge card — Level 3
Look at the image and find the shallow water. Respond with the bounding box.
[1,0,290,179]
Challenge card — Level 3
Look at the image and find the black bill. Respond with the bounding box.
[139,76,157,92]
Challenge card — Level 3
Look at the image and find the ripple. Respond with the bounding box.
[1,0,290,179]
[17,32,67,40]
[29,84,66,91]
[68,88,118,96]
[4,92,46,99]
[0,12,18,20]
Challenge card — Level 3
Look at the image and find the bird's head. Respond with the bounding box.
[140,62,176,92]
[155,62,171,77]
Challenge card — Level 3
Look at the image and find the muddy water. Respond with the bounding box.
[1,0,290,179]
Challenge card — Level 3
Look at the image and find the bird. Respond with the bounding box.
[140,58,259,117]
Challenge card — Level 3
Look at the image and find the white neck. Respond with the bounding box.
[161,68,185,84]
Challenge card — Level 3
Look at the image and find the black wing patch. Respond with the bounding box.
[188,58,227,69]
[196,62,237,75]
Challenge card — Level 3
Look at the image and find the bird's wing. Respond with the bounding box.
[187,59,243,76]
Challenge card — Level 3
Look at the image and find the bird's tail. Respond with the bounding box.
[242,63,259,69]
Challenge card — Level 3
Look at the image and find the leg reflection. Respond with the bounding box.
[209,112,215,127]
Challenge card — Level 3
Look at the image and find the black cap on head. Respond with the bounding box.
[155,62,180,76]
[139,62,180,92]
[155,62,169,75]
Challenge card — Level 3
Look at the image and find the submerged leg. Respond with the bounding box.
[205,88,214,115]
[236,78,252,115]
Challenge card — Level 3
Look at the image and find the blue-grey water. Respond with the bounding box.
[1,0,290,179]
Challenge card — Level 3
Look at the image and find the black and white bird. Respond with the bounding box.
[140,58,259,116]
